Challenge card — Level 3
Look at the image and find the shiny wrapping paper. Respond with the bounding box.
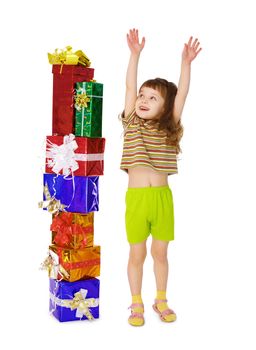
[52,65,94,135]
[51,212,94,249]
[45,135,105,176]
[49,278,99,322]
[49,245,100,282]
[48,46,91,67]
[43,174,99,213]
[75,82,103,137]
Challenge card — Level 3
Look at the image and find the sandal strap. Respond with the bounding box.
[129,312,144,319]
[154,299,167,304]
[160,308,175,317]
[128,303,144,309]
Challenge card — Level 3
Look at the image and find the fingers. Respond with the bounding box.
[195,47,202,56]
[187,36,202,54]
[187,36,193,47]
[141,36,146,49]
[127,28,144,45]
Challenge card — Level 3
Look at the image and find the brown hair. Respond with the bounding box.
[139,78,184,154]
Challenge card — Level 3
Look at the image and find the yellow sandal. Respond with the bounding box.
[152,299,176,322]
[128,303,145,326]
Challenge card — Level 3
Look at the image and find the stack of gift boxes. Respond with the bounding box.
[41,47,105,322]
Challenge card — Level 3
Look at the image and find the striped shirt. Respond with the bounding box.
[120,110,178,175]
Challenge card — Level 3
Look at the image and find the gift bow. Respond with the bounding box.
[65,289,97,320]
[51,213,90,249]
[48,46,91,67]
[46,134,79,176]
[38,183,67,214]
[50,289,99,320]
[74,92,90,111]
[41,251,70,281]
[46,134,104,176]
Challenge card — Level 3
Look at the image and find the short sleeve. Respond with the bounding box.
[120,109,136,128]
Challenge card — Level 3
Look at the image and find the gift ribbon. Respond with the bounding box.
[48,46,91,73]
[46,134,79,176]
[51,214,92,248]
[46,134,104,176]
[50,288,99,320]
[38,183,67,214]
[41,250,70,281]
[74,93,91,110]
[74,86,103,112]
[61,258,100,270]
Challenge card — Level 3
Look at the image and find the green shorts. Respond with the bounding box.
[125,185,174,244]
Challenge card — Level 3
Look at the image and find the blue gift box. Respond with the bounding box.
[43,174,99,213]
[49,278,100,322]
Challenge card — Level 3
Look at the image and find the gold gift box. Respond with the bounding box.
[49,245,100,282]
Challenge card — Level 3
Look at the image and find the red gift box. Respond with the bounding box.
[52,65,94,135]
[45,134,105,176]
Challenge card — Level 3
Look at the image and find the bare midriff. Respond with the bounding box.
[127,166,169,188]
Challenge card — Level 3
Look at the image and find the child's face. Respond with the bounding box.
[135,87,165,120]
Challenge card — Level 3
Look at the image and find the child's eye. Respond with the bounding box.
[150,96,156,100]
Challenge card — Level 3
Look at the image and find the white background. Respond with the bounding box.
[1,0,256,348]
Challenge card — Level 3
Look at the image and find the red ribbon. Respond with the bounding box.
[51,213,92,248]
[61,258,100,270]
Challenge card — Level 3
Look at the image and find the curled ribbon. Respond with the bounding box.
[50,289,98,320]
[38,183,67,214]
[46,134,79,176]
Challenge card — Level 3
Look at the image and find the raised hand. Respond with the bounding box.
[127,28,145,55]
[182,37,202,64]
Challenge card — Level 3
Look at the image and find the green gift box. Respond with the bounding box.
[74,82,103,137]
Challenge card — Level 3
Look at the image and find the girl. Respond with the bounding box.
[120,29,201,326]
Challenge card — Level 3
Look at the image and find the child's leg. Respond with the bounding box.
[151,239,176,322]
[128,241,147,294]
[151,239,169,291]
[127,240,147,326]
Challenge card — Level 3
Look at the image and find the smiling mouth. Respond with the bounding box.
[139,106,150,111]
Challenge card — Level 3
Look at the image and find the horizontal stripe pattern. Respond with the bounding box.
[120,111,178,175]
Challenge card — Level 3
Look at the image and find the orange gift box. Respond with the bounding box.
[49,245,100,282]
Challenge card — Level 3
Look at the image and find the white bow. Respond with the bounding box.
[46,134,79,176]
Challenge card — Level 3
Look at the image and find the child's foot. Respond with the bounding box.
[152,299,176,322]
[128,303,145,326]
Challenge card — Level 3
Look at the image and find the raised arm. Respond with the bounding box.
[173,36,202,124]
[124,29,145,117]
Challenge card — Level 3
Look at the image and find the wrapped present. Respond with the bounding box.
[52,65,94,135]
[49,245,101,282]
[45,134,105,176]
[51,212,94,249]
[74,82,103,137]
[43,174,99,213]
[49,278,99,322]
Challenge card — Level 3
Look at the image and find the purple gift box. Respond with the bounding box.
[43,174,99,213]
[49,278,100,322]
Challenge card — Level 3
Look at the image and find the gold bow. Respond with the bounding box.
[48,46,91,67]
[74,93,91,110]
[64,291,95,320]
[38,183,67,214]
[41,254,70,280]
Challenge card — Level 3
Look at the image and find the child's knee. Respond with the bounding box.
[129,247,147,265]
[151,245,168,263]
